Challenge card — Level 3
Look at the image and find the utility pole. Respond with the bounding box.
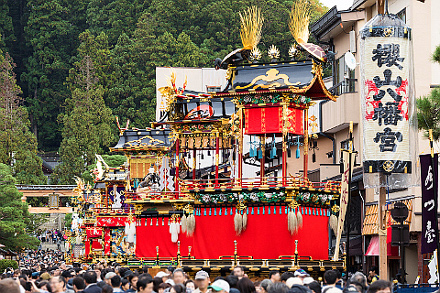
[378,179,388,280]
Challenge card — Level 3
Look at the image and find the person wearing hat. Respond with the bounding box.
[104,272,117,285]
[294,269,310,280]
[156,271,171,283]
[208,280,230,293]
[194,271,210,293]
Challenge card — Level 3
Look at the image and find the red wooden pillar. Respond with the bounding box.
[260,135,265,185]
[303,108,309,180]
[282,103,287,186]
[238,107,244,187]
[192,148,196,180]
[215,131,220,186]
[175,135,180,198]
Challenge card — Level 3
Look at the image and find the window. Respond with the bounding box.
[335,56,356,95]
[397,8,406,23]
[340,139,350,151]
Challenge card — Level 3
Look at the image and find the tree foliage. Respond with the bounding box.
[1,0,329,155]
[417,44,440,140]
[0,163,39,250]
[0,48,45,184]
[53,56,114,184]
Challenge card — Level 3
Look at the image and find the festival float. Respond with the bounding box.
[68,3,347,276]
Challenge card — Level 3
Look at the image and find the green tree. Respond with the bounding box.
[417,44,440,140]
[87,0,149,45]
[0,163,39,250]
[0,49,45,184]
[0,0,15,51]
[53,55,115,184]
[22,0,78,151]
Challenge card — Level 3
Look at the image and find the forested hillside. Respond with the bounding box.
[0,0,327,183]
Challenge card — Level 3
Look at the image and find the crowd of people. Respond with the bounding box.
[37,230,66,244]
[0,255,393,293]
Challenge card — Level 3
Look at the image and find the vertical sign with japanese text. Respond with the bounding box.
[420,154,438,254]
[333,151,355,260]
[360,16,413,175]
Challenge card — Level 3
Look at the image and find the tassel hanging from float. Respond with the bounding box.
[242,210,248,231]
[181,214,187,233]
[169,220,180,243]
[249,136,256,157]
[329,214,338,234]
[186,213,196,236]
[234,211,243,235]
[257,142,263,159]
[297,208,303,228]
[296,137,301,159]
[288,209,298,235]
[270,135,277,159]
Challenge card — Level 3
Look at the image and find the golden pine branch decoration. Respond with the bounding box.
[289,0,311,44]
[239,6,264,50]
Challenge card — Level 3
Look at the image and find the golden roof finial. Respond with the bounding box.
[239,6,264,50]
[289,0,311,44]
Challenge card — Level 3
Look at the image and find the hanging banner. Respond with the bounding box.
[333,150,355,260]
[420,154,438,254]
[244,107,303,135]
[360,14,417,188]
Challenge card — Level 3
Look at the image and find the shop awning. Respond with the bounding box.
[362,199,413,235]
[365,235,399,256]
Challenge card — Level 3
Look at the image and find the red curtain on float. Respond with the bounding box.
[244,107,303,135]
[136,217,193,257]
[136,207,329,260]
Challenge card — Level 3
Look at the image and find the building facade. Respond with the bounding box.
[309,0,440,282]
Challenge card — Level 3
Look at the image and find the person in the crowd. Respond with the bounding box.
[50,275,67,293]
[125,273,139,293]
[137,274,154,293]
[269,271,281,283]
[194,270,210,293]
[323,270,342,293]
[366,280,391,293]
[268,282,289,293]
[306,281,321,293]
[173,269,187,286]
[343,285,361,293]
[232,266,245,280]
[73,276,86,293]
[255,281,262,293]
[208,279,230,293]
[156,271,170,283]
[367,267,380,284]
[105,272,117,285]
[350,272,368,293]
[101,284,113,293]
[293,270,310,282]
[110,275,123,292]
[158,283,173,293]
[0,278,21,293]
[121,279,130,292]
[281,273,295,284]
[185,280,196,292]
[226,275,240,293]
[83,271,102,293]
[260,279,272,293]
[286,277,303,288]
[237,277,256,293]
[171,284,187,293]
